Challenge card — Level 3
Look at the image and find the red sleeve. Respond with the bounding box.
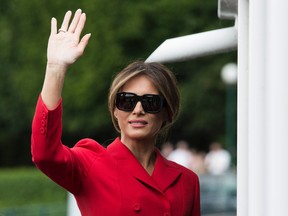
[31,95,63,165]
[31,95,99,194]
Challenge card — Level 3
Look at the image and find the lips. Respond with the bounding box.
[128,120,148,126]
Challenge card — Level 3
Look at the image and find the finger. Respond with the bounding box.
[59,10,72,31]
[67,9,82,33]
[51,17,57,35]
[78,33,91,54]
[74,13,87,37]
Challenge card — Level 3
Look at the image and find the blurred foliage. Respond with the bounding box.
[0,167,66,207]
[0,0,236,166]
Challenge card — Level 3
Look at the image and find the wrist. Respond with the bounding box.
[42,63,67,110]
[46,62,69,72]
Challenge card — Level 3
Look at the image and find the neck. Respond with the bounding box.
[135,149,156,175]
[121,138,156,175]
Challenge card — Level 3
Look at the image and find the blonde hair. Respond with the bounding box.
[108,61,180,135]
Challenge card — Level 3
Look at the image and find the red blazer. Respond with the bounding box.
[31,96,201,216]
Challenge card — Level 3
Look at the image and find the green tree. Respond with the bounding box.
[0,0,235,166]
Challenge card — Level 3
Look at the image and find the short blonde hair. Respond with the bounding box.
[108,61,180,135]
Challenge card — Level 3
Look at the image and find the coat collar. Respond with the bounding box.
[107,138,182,193]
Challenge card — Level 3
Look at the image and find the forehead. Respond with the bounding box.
[121,74,159,95]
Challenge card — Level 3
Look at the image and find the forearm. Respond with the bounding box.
[41,63,67,110]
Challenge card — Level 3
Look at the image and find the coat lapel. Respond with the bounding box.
[107,138,182,193]
[152,149,182,192]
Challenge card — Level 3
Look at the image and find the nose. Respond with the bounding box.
[132,101,145,114]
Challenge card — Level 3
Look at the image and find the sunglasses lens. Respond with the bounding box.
[116,92,164,113]
[141,95,163,113]
[116,93,136,111]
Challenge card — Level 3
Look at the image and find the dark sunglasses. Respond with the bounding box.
[115,92,165,114]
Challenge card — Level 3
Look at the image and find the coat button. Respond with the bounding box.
[40,127,46,134]
[41,120,46,126]
[42,112,47,119]
[133,203,141,212]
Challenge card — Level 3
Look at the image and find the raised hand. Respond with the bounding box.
[47,9,91,67]
[41,9,91,110]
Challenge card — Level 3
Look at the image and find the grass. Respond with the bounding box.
[0,167,67,215]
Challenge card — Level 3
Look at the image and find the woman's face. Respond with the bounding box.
[114,74,167,145]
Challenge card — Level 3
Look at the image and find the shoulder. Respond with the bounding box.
[72,138,106,155]
[70,138,112,171]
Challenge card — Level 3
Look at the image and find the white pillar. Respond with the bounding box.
[265,0,288,215]
[248,0,266,214]
[237,0,249,215]
[244,0,288,215]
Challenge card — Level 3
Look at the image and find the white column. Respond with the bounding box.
[237,0,249,215]
[265,0,288,215]
[248,0,266,215]
[245,0,288,215]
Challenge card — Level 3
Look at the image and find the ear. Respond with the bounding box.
[160,110,169,128]
[114,109,118,119]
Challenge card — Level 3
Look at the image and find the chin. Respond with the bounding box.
[126,131,151,140]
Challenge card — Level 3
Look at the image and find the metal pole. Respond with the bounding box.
[226,84,237,164]
[221,63,237,165]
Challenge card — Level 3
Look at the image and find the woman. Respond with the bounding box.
[31,9,200,215]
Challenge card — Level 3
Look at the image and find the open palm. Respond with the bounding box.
[47,9,91,66]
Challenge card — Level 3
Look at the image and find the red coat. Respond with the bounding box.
[31,96,201,216]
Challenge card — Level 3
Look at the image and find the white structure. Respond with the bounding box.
[145,27,237,63]
[146,0,288,215]
[146,1,237,63]
[67,193,81,216]
[239,0,288,215]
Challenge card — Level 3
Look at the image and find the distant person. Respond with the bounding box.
[167,140,194,169]
[31,9,200,215]
[204,142,231,175]
[160,141,174,158]
[190,150,206,175]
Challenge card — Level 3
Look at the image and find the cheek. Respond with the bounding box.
[114,110,129,129]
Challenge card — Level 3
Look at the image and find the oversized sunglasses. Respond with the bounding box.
[115,92,165,113]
